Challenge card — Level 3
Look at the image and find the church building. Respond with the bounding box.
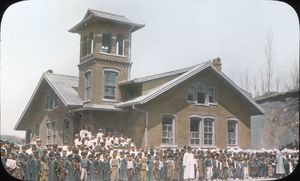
[14,9,264,149]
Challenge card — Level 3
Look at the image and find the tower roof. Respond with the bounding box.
[69,9,145,33]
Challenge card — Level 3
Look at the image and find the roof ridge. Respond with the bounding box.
[44,72,78,79]
[88,8,126,18]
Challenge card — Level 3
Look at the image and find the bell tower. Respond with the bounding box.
[69,9,144,105]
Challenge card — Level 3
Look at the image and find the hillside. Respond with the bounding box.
[0,134,25,145]
[251,90,299,149]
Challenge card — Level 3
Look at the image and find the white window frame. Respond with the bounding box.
[187,80,217,106]
[116,34,125,56]
[196,80,207,105]
[46,92,58,110]
[227,118,239,147]
[46,121,53,144]
[103,69,119,100]
[203,117,215,146]
[161,115,175,146]
[84,69,92,101]
[89,32,94,54]
[101,33,112,53]
[189,115,202,146]
[208,87,217,105]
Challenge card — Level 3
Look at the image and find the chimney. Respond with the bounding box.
[212,57,222,72]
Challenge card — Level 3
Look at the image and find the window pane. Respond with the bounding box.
[162,116,174,144]
[102,33,112,53]
[187,86,196,101]
[208,88,216,103]
[190,118,200,131]
[104,71,118,99]
[203,118,214,145]
[116,35,124,55]
[228,120,237,145]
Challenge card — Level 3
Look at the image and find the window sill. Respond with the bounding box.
[82,99,91,104]
[160,144,178,148]
[226,145,239,149]
[187,101,218,107]
[100,52,127,58]
[102,98,118,103]
[200,145,217,149]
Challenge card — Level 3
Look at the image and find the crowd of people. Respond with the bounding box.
[1,126,298,181]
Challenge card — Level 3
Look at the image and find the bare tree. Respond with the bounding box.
[251,73,259,97]
[260,68,266,95]
[290,58,299,90]
[264,28,275,95]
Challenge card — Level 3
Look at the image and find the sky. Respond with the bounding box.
[0,0,299,138]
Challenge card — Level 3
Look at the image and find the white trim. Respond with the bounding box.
[100,51,127,58]
[161,115,176,145]
[102,98,119,103]
[202,116,216,147]
[117,62,264,116]
[207,87,217,104]
[103,69,119,100]
[103,68,120,73]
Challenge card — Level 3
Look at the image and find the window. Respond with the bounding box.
[208,88,216,103]
[102,33,112,53]
[47,92,58,110]
[104,70,118,100]
[84,71,91,100]
[228,120,238,146]
[46,121,52,144]
[63,119,72,142]
[190,117,201,145]
[197,81,206,104]
[46,120,56,144]
[82,36,88,56]
[187,86,196,101]
[203,118,214,146]
[162,116,175,145]
[35,124,40,139]
[187,81,217,105]
[116,34,124,55]
[87,32,94,54]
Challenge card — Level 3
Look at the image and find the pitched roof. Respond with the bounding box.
[119,65,196,85]
[44,73,82,106]
[69,9,145,33]
[116,60,265,115]
[14,72,83,130]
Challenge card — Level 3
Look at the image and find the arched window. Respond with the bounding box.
[84,70,92,100]
[162,115,175,145]
[102,33,112,53]
[104,70,118,100]
[116,34,124,55]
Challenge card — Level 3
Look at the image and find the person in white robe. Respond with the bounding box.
[183,146,195,180]
[276,148,286,177]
